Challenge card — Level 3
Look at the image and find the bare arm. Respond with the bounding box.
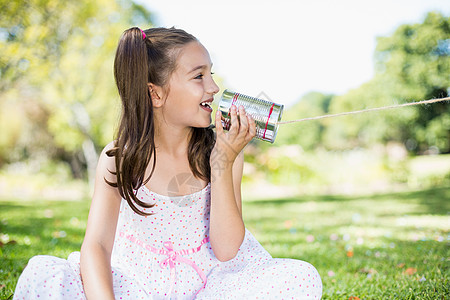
[209,105,255,262]
[80,142,122,299]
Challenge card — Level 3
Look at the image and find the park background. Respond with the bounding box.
[0,0,449,299]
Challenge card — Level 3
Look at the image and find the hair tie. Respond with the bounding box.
[140,28,146,40]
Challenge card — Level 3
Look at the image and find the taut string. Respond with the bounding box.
[277,97,450,125]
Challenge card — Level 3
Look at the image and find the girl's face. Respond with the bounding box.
[160,41,219,129]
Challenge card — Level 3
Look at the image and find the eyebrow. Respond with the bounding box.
[188,63,213,74]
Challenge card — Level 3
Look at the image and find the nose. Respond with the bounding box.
[207,76,220,96]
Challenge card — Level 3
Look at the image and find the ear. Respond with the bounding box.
[148,83,165,107]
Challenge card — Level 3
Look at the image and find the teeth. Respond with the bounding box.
[201,102,211,108]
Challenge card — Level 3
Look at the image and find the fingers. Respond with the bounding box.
[238,106,249,138]
[246,113,256,141]
[212,106,256,164]
[229,105,239,135]
[215,110,223,135]
[237,106,257,143]
[231,105,256,142]
[222,105,256,144]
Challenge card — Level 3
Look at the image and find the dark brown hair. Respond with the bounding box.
[106,27,215,215]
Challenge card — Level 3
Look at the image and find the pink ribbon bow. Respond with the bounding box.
[160,240,208,298]
[140,28,146,40]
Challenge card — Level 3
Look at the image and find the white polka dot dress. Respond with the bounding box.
[14,183,322,299]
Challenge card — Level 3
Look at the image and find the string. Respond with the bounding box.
[277,97,450,125]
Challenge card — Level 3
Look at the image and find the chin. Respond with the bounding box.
[192,120,212,129]
[201,118,213,128]
[193,124,212,129]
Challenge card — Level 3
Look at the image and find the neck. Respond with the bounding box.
[153,115,192,157]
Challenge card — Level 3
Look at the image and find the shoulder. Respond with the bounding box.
[99,141,117,166]
[97,141,118,183]
[102,140,116,154]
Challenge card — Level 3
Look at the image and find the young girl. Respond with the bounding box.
[14,27,322,299]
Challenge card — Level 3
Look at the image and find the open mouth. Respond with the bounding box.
[200,100,213,112]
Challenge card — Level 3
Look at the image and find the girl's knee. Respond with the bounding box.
[293,260,322,297]
[273,259,322,296]
[27,255,63,269]
[290,260,322,282]
[21,255,76,280]
[300,260,321,279]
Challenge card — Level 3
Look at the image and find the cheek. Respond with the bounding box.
[166,80,204,110]
[181,83,204,105]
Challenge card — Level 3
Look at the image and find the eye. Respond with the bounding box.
[194,72,214,79]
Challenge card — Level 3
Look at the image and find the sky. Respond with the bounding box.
[138,0,449,107]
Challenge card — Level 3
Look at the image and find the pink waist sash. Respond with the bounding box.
[119,231,209,298]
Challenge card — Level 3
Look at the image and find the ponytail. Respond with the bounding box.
[107,27,156,215]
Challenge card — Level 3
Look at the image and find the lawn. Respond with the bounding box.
[0,185,448,299]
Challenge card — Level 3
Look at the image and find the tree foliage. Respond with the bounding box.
[0,0,153,181]
[1,6,448,183]
[283,12,449,153]
[277,92,333,150]
[374,11,450,153]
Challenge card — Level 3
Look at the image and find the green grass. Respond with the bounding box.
[0,186,448,299]
[0,199,90,299]
[243,186,449,299]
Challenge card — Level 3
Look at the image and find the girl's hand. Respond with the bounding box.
[211,105,256,169]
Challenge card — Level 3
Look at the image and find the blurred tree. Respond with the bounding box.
[323,12,449,153]
[375,11,449,153]
[0,0,153,184]
[277,92,333,150]
[323,76,418,150]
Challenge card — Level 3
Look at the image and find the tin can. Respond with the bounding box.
[218,90,284,143]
